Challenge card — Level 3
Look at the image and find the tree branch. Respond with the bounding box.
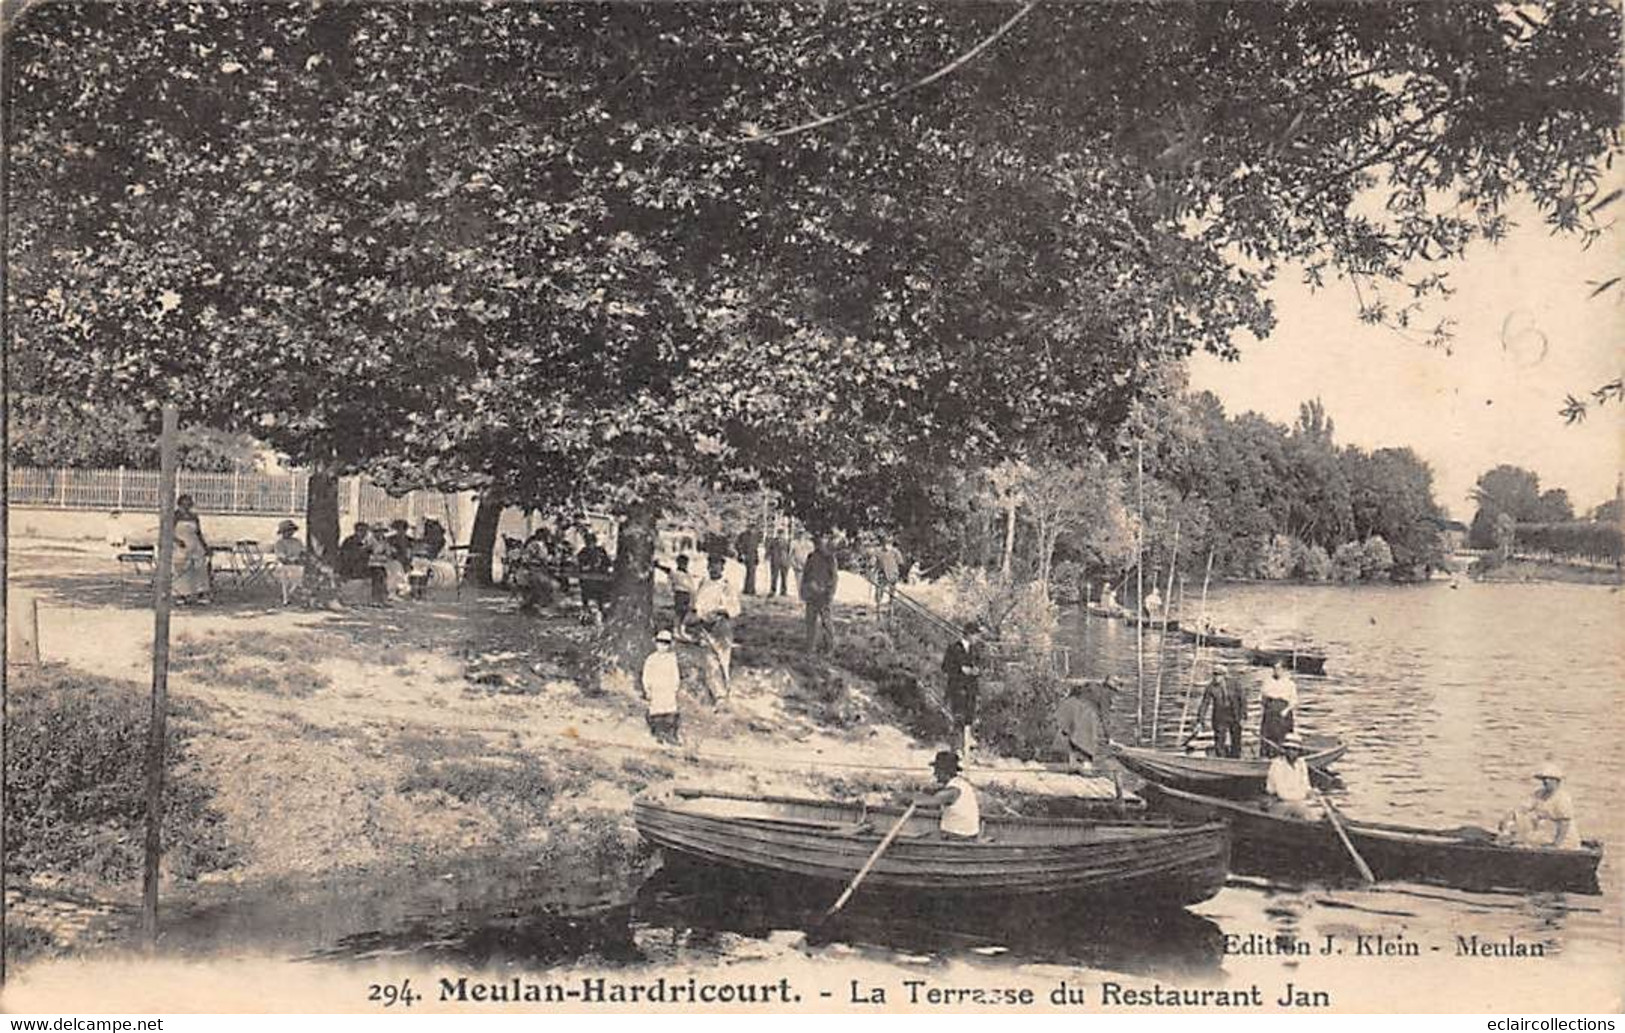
[728,2,1038,146]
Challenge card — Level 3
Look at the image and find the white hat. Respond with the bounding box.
[1534,761,1564,781]
[654,629,674,643]
[1281,732,1304,749]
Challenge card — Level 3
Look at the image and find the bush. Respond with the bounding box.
[1296,543,1333,581]
[5,665,240,884]
[1331,541,1364,582]
[1048,560,1086,604]
[974,663,1068,761]
[1254,534,1298,580]
[1360,535,1394,579]
[941,566,1057,654]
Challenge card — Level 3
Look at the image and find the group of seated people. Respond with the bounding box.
[505,521,615,621]
[334,517,451,605]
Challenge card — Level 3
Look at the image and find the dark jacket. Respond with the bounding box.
[338,533,371,580]
[941,638,982,696]
[800,549,837,603]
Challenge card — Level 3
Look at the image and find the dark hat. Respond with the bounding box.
[277,519,298,534]
[931,749,961,773]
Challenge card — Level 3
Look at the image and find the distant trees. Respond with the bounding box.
[1469,465,1545,548]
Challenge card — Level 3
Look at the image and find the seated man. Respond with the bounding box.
[1264,732,1322,820]
[906,750,981,840]
[1499,762,1582,849]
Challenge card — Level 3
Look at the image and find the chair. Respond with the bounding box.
[117,550,157,585]
[232,540,273,589]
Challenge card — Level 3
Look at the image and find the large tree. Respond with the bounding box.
[8,2,1619,676]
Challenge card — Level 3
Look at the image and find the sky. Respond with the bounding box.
[1189,196,1625,521]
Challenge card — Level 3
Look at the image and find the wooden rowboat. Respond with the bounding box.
[1143,783,1603,895]
[1245,646,1327,675]
[634,789,1230,908]
[1085,602,1126,618]
[1122,613,1181,632]
[1177,626,1244,649]
[1113,736,1347,799]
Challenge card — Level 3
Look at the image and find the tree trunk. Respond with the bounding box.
[591,502,658,696]
[305,467,341,562]
[468,490,504,587]
[1001,501,1017,577]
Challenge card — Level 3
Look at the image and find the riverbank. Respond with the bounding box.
[1468,557,1623,585]
[8,534,1112,966]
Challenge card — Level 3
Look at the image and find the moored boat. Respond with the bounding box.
[1113,737,1347,799]
[1085,602,1126,618]
[1177,626,1244,649]
[1245,646,1327,675]
[1142,783,1603,895]
[1122,613,1181,632]
[634,789,1231,908]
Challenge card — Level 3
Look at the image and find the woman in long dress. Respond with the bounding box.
[172,516,212,603]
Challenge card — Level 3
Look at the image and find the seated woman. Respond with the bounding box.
[1499,762,1583,849]
[271,519,306,605]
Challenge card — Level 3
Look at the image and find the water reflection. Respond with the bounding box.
[633,866,1226,978]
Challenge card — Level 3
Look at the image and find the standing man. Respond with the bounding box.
[1189,667,1247,759]
[872,536,904,611]
[736,524,763,596]
[575,531,613,624]
[800,534,838,653]
[766,529,792,597]
[941,621,985,755]
[691,553,741,700]
[1053,675,1120,772]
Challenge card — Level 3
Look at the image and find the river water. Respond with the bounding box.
[146,580,1622,1009]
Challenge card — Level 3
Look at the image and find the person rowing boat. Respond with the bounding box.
[901,750,981,840]
[1264,733,1322,820]
[1498,761,1583,849]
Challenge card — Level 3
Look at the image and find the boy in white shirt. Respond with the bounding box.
[642,628,681,745]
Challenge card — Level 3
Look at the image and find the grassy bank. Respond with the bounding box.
[4,591,966,963]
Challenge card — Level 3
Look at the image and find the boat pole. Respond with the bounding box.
[1176,548,1216,744]
[1135,441,1144,742]
[824,802,918,917]
[1150,521,1179,744]
[1315,789,1376,883]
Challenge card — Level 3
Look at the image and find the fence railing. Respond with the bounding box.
[9,466,481,542]
[8,466,309,515]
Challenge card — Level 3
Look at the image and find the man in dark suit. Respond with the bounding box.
[941,621,985,754]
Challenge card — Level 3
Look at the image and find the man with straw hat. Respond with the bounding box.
[1264,732,1320,819]
[1499,761,1582,849]
[902,749,981,840]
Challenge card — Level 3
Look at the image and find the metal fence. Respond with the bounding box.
[8,466,309,515]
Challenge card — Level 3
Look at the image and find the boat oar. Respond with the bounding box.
[824,802,917,918]
[1314,788,1376,884]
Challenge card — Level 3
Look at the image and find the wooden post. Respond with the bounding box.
[1135,441,1144,743]
[231,467,241,513]
[117,466,126,509]
[1177,549,1217,743]
[141,404,180,950]
[1150,521,1180,743]
[8,592,41,665]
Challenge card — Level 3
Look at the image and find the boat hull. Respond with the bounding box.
[1245,648,1327,675]
[1113,739,1347,799]
[1143,784,1603,895]
[1177,628,1243,649]
[634,791,1230,909]
[1122,614,1181,632]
